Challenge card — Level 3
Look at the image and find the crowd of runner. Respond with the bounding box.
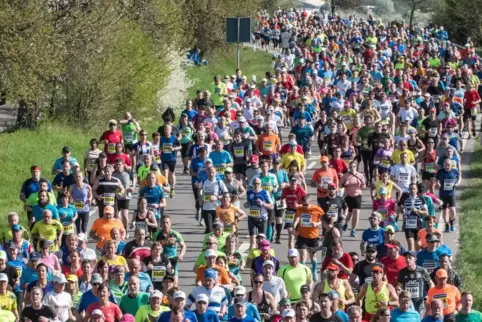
[0,6,481,322]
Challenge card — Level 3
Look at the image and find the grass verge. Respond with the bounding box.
[186,45,273,97]
[457,141,482,307]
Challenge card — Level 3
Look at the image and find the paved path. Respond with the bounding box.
[85,126,473,289]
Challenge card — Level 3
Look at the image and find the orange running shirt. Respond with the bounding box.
[295,204,324,239]
[257,133,280,156]
[428,285,461,316]
[312,168,339,198]
[91,218,125,249]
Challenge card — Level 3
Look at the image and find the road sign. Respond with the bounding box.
[226,17,251,69]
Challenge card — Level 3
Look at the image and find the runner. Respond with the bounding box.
[340,161,365,237]
[160,124,181,198]
[436,158,461,233]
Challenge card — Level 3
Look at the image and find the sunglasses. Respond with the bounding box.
[253,280,263,284]
[206,242,217,245]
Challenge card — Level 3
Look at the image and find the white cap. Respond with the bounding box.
[92,310,104,317]
[53,274,67,284]
[196,294,209,303]
[262,260,275,267]
[233,285,247,295]
[341,62,347,66]
[173,291,186,299]
[205,249,217,258]
[82,251,97,262]
[282,309,296,318]
[78,233,87,241]
[150,290,163,299]
[288,248,299,257]
[238,116,246,122]
[0,273,7,282]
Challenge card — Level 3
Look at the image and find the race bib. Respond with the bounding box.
[262,184,273,192]
[321,247,327,261]
[472,108,478,116]
[429,128,438,137]
[234,147,244,158]
[103,193,115,206]
[155,155,161,163]
[406,281,420,299]
[425,162,435,173]
[203,194,213,202]
[162,144,173,153]
[135,221,148,230]
[74,200,85,211]
[249,208,261,218]
[405,217,418,229]
[377,207,388,218]
[444,179,455,191]
[263,140,273,152]
[63,222,74,234]
[423,261,437,273]
[275,200,285,209]
[181,129,190,136]
[399,172,409,183]
[433,96,440,103]
[216,166,225,174]
[88,158,96,170]
[151,266,166,282]
[381,160,391,168]
[285,210,295,223]
[319,176,332,189]
[108,143,116,154]
[124,132,133,143]
[433,293,448,308]
[365,277,373,284]
[301,213,312,227]
[343,115,352,124]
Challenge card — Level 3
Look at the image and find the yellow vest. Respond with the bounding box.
[365,282,389,314]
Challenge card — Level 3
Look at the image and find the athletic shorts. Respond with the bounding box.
[267,208,275,224]
[464,109,477,121]
[161,160,176,172]
[441,195,456,209]
[397,192,410,207]
[295,235,320,249]
[248,217,267,236]
[117,199,130,210]
[124,143,134,152]
[404,228,418,239]
[233,164,247,176]
[274,205,285,218]
[169,257,179,276]
[181,142,192,159]
[422,171,436,181]
[345,195,362,211]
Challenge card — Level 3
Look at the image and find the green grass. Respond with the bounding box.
[0,122,97,227]
[186,45,273,97]
[457,141,482,307]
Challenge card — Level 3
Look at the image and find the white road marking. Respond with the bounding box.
[308,161,317,169]
[238,242,250,256]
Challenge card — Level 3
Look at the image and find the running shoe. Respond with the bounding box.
[342,224,348,232]
[170,189,175,198]
[450,225,455,232]
[350,230,356,237]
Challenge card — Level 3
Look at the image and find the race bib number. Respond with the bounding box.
[343,115,352,124]
[365,277,373,284]
[162,144,173,153]
[444,179,455,191]
[377,207,388,218]
[399,172,409,183]
[135,221,148,230]
[275,200,285,209]
[381,160,391,168]
[203,194,213,202]
[319,176,332,189]
[285,210,295,223]
[103,193,115,206]
[433,96,440,103]
[423,261,437,273]
[181,129,190,136]
[301,213,312,227]
[263,140,273,152]
[262,184,272,192]
[405,217,418,229]
[63,223,74,234]
[425,162,435,173]
[471,108,478,116]
[429,128,438,137]
[151,266,166,282]
[406,281,420,299]
[15,266,22,278]
[88,158,96,170]
[107,143,116,154]
[321,247,327,261]
[234,147,244,158]
[74,200,85,211]
[249,208,261,218]
[155,155,161,163]
[124,132,134,143]
[216,166,225,174]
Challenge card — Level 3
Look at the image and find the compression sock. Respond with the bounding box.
[275,223,282,237]
[311,259,318,274]
[266,224,273,242]
[450,219,455,227]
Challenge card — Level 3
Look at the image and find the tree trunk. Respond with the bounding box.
[331,0,336,17]
[409,7,415,31]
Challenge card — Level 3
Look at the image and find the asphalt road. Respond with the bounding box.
[85,127,472,290]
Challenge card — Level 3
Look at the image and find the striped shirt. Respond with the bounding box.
[186,285,227,313]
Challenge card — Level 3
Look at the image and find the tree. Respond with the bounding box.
[401,0,432,31]
[330,0,362,16]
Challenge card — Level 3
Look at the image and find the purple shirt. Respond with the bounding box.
[251,255,280,275]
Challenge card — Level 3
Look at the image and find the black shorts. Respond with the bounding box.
[267,208,275,224]
[248,217,267,236]
[233,164,247,176]
[181,142,192,159]
[422,171,436,181]
[441,195,456,209]
[124,143,134,152]
[117,199,130,210]
[161,160,176,172]
[274,202,285,217]
[295,235,320,249]
[345,195,362,211]
[397,192,410,207]
[404,228,418,239]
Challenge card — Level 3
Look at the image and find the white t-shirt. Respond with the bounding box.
[390,164,417,192]
[398,107,418,124]
[262,276,288,303]
[43,291,73,322]
[202,179,228,211]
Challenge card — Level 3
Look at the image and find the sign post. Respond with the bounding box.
[226,17,251,70]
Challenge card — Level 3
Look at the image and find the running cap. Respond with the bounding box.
[204,249,217,258]
[287,248,299,257]
[259,240,271,250]
[196,293,209,303]
[53,274,67,284]
[173,291,186,299]
[436,268,448,278]
[204,268,217,280]
[233,285,247,296]
[11,224,22,231]
[150,290,163,298]
[91,273,103,284]
[108,119,118,125]
[262,260,275,268]
[103,206,115,215]
[29,252,41,261]
[62,146,71,153]
[0,273,7,282]
[234,298,247,306]
[282,309,296,318]
[92,310,104,317]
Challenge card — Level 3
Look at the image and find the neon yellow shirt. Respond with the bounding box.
[135,304,170,322]
[25,192,57,207]
[0,291,17,312]
[31,220,63,247]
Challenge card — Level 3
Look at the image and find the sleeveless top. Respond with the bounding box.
[248,291,270,314]
[321,227,335,259]
[365,282,389,314]
[407,138,421,157]
[96,177,120,207]
[223,180,240,207]
[341,146,353,163]
[71,183,89,213]
[323,279,347,310]
[375,180,394,199]
[134,210,155,235]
